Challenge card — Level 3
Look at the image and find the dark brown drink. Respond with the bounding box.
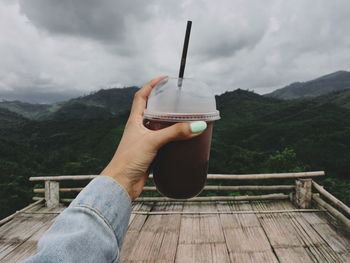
[144,119,214,199]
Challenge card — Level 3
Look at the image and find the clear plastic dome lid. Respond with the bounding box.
[144,77,220,122]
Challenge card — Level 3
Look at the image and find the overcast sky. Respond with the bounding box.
[0,0,350,103]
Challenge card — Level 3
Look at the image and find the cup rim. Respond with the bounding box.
[144,110,220,122]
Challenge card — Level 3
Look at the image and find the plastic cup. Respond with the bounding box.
[143,77,220,199]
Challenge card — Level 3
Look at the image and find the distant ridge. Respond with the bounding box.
[265,70,350,100]
[314,89,350,111]
[2,71,350,120]
[0,86,138,120]
[0,107,28,129]
[0,100,50,120]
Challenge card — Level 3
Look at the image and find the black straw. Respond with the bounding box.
[178,21,192,87]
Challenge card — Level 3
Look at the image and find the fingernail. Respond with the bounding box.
[190,121,207,133]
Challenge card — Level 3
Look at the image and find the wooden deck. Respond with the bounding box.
[0,199,349,262]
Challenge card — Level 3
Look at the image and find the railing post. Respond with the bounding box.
[45,181,60,208]
[294,178,312,208]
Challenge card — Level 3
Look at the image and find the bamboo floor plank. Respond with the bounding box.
[0,203,45,237]
[251,201,316,262]
[279,200,349,262]
[0,205,59,262]
[0,206,52,258]
[253,200,350,262]
[273,247,315,263]
[0,213,56,263]
[179,202,225,244]
[290,216,344,262]
[251,201,303,247]
[219,201,278,262]
[217,201,261,228]
[128,203,142,226]
[122,202,183,262]
[175,243,230,263]
[120,202,154,262]
[311,223,350,262]
[216,202,240,229]
[2,199,349,263]
[127,202,153,232]
[175,202,230,262]
[223,224,272,253]
[229,251,278,263]
[154,203,183,263]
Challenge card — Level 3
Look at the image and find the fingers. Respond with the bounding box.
[150,121,207,149]
[139,76,168,98]
[130,76,168,118]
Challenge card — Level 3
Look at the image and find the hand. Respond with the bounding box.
[100,76,207,200]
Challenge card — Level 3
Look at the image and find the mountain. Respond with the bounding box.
[66,87,138,115]
[0,86,138,120]
[0,108,28,129]
[0,100,50,119]
[265,70,350,100]
[314,89,350,111]
[49,103,114,120]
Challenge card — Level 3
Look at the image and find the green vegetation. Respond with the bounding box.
[1,87,350,219]
[0,101,51,120]
[0,87,138,121]
[266,70,350,99]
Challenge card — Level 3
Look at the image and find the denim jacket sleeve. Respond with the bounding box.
[24,176,132,263]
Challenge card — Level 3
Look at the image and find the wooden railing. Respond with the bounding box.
[311,181,350,229]
[29,171,325,182]
[29,170,350,229]
[30,171,323,205]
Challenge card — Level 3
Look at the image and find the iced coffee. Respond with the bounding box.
[144,77,220,199]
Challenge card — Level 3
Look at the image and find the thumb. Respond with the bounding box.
[151,121,207,149]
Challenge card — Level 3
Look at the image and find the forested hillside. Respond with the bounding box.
[1,87,350,219]
[266,70,350,99]
[0,87,138,120]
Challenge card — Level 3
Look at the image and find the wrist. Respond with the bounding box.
[111,175,135,200]
[100,168,135,200]
[100,158,146,201]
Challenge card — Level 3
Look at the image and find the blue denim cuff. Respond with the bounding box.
[70,176,132,247]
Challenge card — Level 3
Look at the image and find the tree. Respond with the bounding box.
[263,147,307,173]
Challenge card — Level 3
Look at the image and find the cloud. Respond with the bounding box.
[0,0,350,102]
[18,0,152,43]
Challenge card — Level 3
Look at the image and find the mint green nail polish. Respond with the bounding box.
[190,121,207,133]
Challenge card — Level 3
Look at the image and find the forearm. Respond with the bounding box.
[24,176,131,263]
